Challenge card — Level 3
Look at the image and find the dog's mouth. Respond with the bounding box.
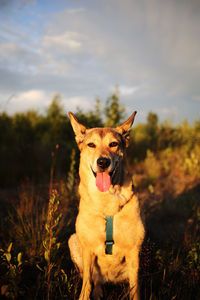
[92,169,114,192]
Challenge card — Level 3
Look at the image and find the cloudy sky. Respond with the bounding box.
[0,0,200,123]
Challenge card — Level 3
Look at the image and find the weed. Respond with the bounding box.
[49,144,60,197]
[8,183,47,259]
[0,243,23,299]
[41,189,66,300]
[182,146,200,178]
[66,149,76,193]
[187,241,200,274]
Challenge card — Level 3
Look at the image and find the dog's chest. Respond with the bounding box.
[76,198,139,256]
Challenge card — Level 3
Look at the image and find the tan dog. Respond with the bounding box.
[68,112,145,300]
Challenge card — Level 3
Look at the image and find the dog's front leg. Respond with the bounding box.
[126,252,140,300]
[79,249,94,300]
[92,259,103,300]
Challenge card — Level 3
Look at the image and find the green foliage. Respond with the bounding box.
[187,241,200,273]
[104,88,126,127]
[0,243,23,299]
[1,91,199,187]
[182,145,200,178]
[144,150,161,185]
[46,94,64,120]
[146,112,158,136]
[0,96,73,186]
[159,147,173,174]
[75,107,103,129]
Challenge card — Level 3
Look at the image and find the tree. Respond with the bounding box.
[146,112,158,135]
[104,89,126,127]
[46,94,64,120]
[75,99,103,128]
[146,112,159,150]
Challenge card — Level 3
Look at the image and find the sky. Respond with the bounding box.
[0,0,200,124]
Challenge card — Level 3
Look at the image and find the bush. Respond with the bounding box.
[144,150,161,185]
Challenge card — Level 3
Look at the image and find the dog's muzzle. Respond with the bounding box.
[90,157,113,192]
[97,157,111,171]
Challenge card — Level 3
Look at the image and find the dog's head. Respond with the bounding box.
[69,111,137,192]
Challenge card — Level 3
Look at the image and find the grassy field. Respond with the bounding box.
[0,139,200,300]
[0,99,200,299]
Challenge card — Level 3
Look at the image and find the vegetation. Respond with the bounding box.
[0,92,200,299]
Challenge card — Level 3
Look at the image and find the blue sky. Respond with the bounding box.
[0,0,200,124]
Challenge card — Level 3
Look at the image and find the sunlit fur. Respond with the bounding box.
[68,112,145,300]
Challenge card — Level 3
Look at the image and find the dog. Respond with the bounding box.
[68,111,145,300]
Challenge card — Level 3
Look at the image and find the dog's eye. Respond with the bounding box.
[88,143,96,148]
[109,142,118,148]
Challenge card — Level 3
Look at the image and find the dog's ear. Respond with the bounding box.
[116,111,137,147]
[69,112,87,149]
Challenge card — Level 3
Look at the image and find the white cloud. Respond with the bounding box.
[14,90,50,104]
[8,90,92,114]
[37,31,85,74]
[119,85,141,96]
[1,90,93,115]
[7,90,53,114]
[42,31,82,53]
[63,96,92,112]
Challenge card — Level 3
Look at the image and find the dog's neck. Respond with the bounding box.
[110,157,125,187]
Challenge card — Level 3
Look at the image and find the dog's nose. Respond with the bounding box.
[97,157,111,170]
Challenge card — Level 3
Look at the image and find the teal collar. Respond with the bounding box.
[105,216,114,255]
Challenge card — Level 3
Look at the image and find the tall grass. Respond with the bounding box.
[0,147,79,299]
[8,183,47,260]
[43,189,62,300]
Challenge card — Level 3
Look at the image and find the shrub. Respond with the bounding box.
[144,150,161,185]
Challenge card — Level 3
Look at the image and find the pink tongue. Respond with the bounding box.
[96,172,111,192]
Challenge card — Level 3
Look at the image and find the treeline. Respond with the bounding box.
[0,93,200,187]
[130,112,200,161]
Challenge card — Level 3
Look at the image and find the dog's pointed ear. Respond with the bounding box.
[116,111,137,147]
[69,112,87,149]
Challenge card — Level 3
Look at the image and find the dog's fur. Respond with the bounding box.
[68,112,145,300]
